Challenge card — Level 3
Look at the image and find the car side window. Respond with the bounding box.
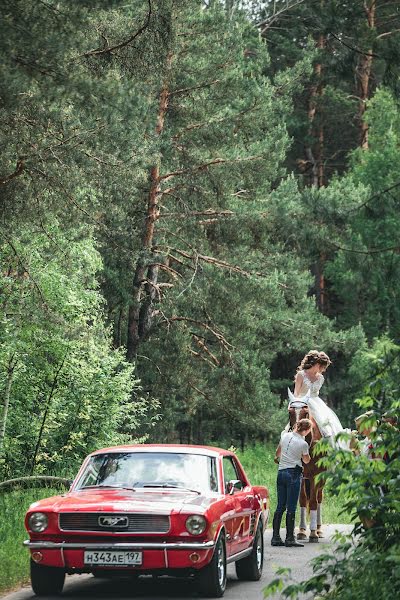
[223,457,243,492]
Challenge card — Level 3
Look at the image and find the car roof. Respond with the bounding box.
[90,444,234,458]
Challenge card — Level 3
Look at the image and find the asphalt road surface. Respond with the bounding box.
[2,525,352,600]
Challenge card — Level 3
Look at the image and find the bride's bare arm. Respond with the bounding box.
[294,372,303,397]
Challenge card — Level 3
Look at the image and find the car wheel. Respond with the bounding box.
[30,559,65,596]
[235,521,264,581]
[197,532,227,598]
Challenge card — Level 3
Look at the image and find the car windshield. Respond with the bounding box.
[75,452,219,493]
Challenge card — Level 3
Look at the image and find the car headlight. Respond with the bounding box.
[186,515,207,535]
[28,512,48,532]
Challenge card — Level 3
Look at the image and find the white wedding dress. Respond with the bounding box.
[287,370,348,449]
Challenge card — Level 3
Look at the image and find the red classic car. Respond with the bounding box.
[24,444,269,597]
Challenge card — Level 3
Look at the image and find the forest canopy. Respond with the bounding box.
[1,0,399,477]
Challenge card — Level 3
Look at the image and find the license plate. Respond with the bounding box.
[84,550,142,566]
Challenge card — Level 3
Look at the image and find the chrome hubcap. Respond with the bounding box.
[256,532,263,569]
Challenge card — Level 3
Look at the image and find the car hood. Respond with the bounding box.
[28,489,217,515]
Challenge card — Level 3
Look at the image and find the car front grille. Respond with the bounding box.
[59,513,170,533]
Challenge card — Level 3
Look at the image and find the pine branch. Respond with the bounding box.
[159,155,264,183]
[345,181,400,213]
[159,209,234,218]
[163,316,233,352]
[329,241,400,255]
[329,32,379,58]
[193,334,220,366]
[169,78,222,97]
[0,159,25,186]
[258,0,307,34]
[189,349,218,369]
[82,0,152,57]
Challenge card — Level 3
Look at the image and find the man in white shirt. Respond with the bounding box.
[271,418,312,547]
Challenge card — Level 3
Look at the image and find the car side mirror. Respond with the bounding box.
[226,479,243,495]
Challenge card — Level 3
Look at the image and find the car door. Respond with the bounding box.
[230,456,255,553]
[222,456,253,555]
[221,456,238,556]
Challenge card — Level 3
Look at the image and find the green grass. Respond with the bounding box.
[236,443,353,525]
[0,487,59,594]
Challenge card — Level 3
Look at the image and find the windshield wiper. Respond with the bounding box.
[80,485,136,491]
[142,483,200,494]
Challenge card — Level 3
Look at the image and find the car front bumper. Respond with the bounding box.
[24,539,215,571]
[24,540,215,550]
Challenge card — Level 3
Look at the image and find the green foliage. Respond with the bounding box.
[0,223,151,478]
[0,487,60,594]
[326,89,400,340]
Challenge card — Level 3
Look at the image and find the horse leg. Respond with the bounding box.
[297,478,308,540]
[317,486,324,538]
[308,477,319,543]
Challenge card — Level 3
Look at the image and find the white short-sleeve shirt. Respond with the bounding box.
[278,431,309,470]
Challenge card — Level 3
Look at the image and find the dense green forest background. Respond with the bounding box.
[1,0,399,479]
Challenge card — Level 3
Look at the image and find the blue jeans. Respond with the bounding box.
[276,467,302,514]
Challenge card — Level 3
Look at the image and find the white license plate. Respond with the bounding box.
[84,550,142,566]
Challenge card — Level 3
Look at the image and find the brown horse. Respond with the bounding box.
[288,405,325,543]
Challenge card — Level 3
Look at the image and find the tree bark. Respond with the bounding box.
[0,354,17,450]
[127,54,172,362]
[305,30,327,312]
[356,1,376,150]
[305,33,325,188]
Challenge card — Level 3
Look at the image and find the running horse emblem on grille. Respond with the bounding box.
[98,515,129,528]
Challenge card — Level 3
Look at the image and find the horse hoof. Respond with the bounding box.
[317,529,324,538]
[297,532,307,540]
[309,533,319,543]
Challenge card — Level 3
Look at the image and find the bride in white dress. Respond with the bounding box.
[288,350,347,448]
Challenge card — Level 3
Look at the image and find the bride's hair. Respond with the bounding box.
[297,350,331,372]
[318,351,332,369]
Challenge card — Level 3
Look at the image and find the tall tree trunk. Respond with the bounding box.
[115,305,124,348]
[315,252,327,312]
[0,354,17,450]
[305,33,325,188]
[357,1,376,150]
[30,354,67,474]
[305,30,327,312]
[127,55,172,362]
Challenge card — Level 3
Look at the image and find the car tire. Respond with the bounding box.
[197,532,227,598]
[235,521,264,581]
[30,559,65,596]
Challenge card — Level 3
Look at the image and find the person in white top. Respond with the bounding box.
[271,419,312,548]
[288,350,347,448]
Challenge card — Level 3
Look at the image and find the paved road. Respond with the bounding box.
[2,525,352,600]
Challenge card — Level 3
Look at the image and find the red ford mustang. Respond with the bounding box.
[24,444,269,597]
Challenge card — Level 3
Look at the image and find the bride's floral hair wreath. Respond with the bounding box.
[296,350,332,373]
